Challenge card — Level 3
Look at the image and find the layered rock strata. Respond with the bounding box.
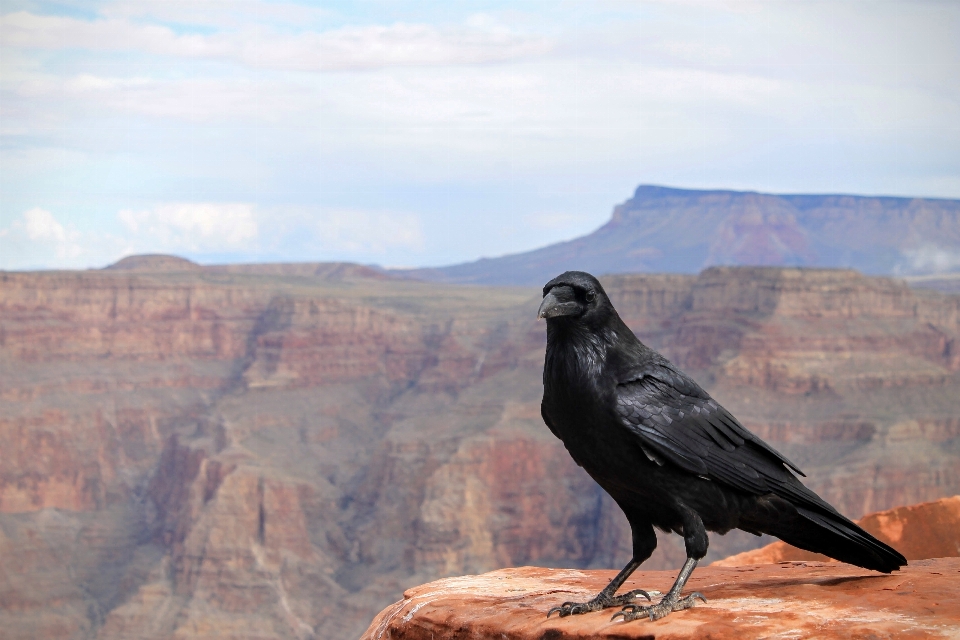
[1,264,959,639]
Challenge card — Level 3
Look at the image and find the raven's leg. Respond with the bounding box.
[613,506,707,622]
[547,521,656,617]
[612,556,706,622]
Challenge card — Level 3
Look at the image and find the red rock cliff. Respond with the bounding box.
[1,265,959,639]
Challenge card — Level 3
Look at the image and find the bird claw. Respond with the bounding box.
[616,589,653,605]
[546,589,651,618]
[547,602,586,618]
[611,592,707,622]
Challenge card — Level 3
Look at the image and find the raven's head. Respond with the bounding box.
[538,271,612,328]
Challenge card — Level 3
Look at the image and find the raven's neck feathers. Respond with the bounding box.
[544,310,641,387]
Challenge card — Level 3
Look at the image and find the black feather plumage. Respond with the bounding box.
[538,271,906,622]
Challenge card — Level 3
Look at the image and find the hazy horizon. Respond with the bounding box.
[2,1,958,271]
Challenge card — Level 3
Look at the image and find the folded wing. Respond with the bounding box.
[614,361,842,516]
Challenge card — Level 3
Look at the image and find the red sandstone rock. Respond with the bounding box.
[3,265,960,639]
[715,495,960,567]
[362,558,960,640]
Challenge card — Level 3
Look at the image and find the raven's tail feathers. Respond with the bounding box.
[773,505,907,573]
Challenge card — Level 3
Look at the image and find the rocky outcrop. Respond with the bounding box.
[2,264,960,639]
[361,558,960,640]
[715,495,960,567]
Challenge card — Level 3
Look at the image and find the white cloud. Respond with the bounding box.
[4,3,956,167]
[6,72,316,123]
[0,10,553,72]
[101,1,332,31]
[0,11,212,57]
[112,203,423,263]
[22,207,67,242]
[315,22,553,71]
[899,245,960,275]
[0,208,98,269]
[1,203,261,271]
[118,203,258,253]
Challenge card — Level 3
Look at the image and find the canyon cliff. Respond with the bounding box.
[1,260,959,639]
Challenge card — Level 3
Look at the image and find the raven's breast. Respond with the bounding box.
[544,387,658,483]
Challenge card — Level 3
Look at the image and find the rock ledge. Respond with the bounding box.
[362,558,960,639]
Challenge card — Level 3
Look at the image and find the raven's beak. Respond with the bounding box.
[538,286,580,319]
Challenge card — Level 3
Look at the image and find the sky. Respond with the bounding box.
[1,0,958,270]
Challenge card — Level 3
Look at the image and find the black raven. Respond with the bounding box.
[538,271,906,622]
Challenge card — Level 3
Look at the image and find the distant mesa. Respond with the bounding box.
[398,184,960,286]
[104,254,394,280]
[105,254,201,272]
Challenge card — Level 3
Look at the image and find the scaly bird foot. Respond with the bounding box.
[611,592,706,622]
[546,589,651,618]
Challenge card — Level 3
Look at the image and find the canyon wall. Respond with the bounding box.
[1,263,959,639]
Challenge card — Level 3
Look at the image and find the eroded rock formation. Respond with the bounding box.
[1,264,959,639]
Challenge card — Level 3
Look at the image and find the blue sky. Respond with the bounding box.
[1,0,958,270]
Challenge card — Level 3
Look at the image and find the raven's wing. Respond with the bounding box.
[613,362,839,511]
[615,361,908,571]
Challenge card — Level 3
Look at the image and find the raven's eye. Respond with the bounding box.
[585,290,596,303]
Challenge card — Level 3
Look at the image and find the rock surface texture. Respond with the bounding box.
[2,263,960,639]
[361,559,960,640]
